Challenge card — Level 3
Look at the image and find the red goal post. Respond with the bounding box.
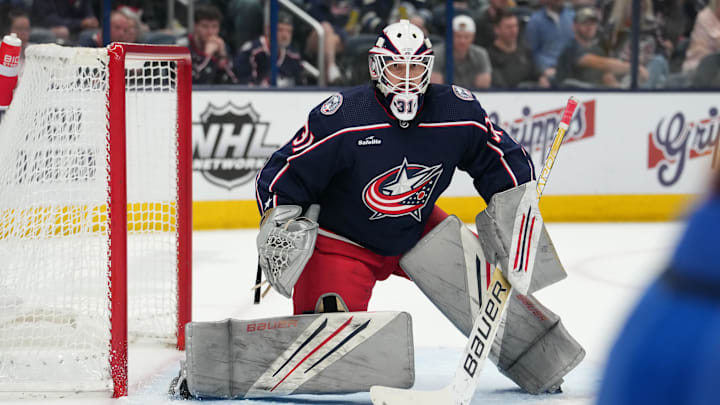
[0,43,192,397]
[107,43,193,396]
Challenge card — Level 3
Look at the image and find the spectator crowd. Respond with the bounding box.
[1,0,719,89]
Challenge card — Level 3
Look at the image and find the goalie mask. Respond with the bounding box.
[369,19,434,124]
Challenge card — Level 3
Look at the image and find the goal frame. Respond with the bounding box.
[107,42,193,397]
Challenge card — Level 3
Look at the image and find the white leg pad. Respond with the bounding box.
[174,311,414,399]
[400,215,584,393]
[492,292,586,394]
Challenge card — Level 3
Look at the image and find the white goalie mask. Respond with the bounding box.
[369,19,434,123]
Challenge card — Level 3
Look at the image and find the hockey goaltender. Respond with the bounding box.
[169,20,584,402]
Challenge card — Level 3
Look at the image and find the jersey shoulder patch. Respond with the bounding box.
[320,93,343,115]
[452,85,475,101]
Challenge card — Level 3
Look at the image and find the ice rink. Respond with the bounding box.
[5,220,689,405]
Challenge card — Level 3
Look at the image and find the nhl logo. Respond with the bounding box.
[193,102,278,190]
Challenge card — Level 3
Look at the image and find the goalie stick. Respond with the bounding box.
[370,96,580,405]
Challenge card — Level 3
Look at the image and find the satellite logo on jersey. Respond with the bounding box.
[648,107,719,186]
[320,93,343,115]
[362,157,443,221]
[452,85,474,101]
[357,135,382,146]
[193,102,279,190]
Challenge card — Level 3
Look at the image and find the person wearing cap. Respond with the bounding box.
[523,0,575,80]
[430,14,492,89]
[234,12,306,87]
[554,6,647,88]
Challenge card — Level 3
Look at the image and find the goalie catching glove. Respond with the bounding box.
[256,204,320,298]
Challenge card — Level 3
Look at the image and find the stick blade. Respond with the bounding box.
[370,385,458,405]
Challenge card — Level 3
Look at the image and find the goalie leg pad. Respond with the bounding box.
[491,293,586,394]
[177,311,414,399]
[399,215,584,394]
[399,214,486,336]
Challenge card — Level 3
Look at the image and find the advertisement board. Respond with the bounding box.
[190,90,718,227]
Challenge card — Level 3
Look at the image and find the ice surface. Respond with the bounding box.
[0,222,684,405]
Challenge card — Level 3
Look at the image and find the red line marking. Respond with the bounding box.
[513,214,526,270]
[486,261,491,289]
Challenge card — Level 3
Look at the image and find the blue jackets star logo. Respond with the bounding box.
[362,157,444,221]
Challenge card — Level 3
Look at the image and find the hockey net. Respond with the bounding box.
[0,43,192,397]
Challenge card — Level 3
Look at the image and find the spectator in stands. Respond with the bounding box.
[426,0,483,35]
[431,15,492,89]
[682,0,720,74]
[6,9,30,53]
[475,0,512,49]
[602,0,670,88]
[555,7,647,88]
[653,0,694,71]
[691,52,720,87]
[523,0,575,81]
[76,10,138,47]
[30,0,98,42]
[0,1,28,30]
[116,6,144,43]
[111,0,169,33]
[234,12,306,87]
[177,4,237,85]
[304,0,348,84]
[2,8,33,71]
[488,9,550,88]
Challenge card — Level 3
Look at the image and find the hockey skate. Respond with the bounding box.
[168,362,192,400]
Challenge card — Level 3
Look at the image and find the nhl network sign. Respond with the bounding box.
[193,102,279,190]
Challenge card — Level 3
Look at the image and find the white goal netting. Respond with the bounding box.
[0,44,185,394]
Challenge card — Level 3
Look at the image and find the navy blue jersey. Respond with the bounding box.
[255,84,535,256]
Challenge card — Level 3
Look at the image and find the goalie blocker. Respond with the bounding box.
[400,182,585,394]
[169,311,414,399]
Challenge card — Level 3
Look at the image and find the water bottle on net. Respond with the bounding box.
[0,32,22,110]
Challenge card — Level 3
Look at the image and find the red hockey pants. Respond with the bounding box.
[292,206,449,314]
